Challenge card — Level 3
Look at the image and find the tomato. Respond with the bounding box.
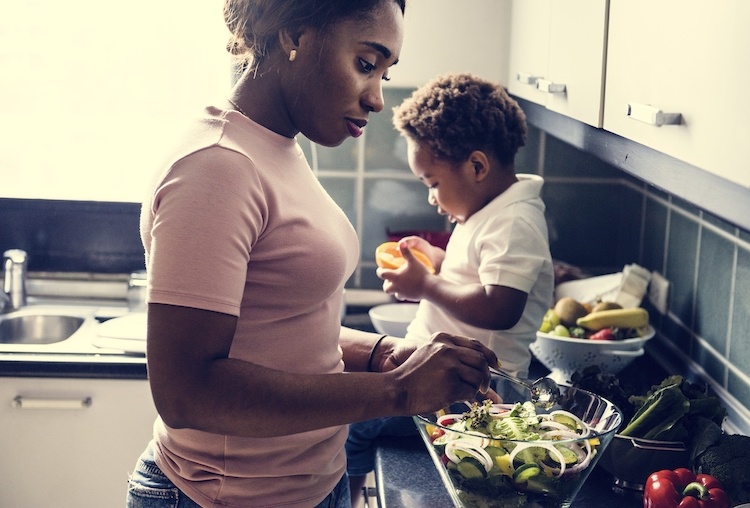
[430,427,446,442]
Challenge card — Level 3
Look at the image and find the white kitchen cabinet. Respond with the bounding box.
[388,0,512,88]
[604,0,750,188]
[0,377,157,508]
[507,0,609,127]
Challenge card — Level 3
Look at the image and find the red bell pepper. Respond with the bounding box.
[643,468,731,508]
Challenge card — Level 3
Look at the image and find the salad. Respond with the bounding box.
[420,400,603,508]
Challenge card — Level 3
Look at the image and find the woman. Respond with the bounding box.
[126,1,498,507]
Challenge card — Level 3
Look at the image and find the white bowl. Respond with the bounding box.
[530,326,655,383]
[368,303,418,337]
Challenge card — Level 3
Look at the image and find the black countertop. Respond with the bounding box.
[0,354,147,379]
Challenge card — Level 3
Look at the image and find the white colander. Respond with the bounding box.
[530,326,655,383]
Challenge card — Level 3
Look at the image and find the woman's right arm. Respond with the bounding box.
[146,302,497,438]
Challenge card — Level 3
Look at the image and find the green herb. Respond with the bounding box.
[619,375,726,441]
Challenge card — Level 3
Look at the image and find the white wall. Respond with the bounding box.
[388,0,512,88]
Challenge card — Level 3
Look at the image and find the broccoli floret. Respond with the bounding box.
[694,433,750,505]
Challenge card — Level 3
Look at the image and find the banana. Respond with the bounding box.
[576,307,649,330]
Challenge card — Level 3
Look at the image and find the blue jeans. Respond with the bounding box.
[345,417,417,477]
[127,440,351,508]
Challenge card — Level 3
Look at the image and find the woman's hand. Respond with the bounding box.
[385,332,500,416]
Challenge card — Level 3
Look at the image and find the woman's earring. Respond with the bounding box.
[289,49,297,62]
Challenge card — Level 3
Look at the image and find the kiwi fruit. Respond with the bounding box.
[591,301,623,313]
[553,297,589,327]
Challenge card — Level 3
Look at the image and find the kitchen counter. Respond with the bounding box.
[0,353,146,379]
[370,353,672,508]
[374,434,644,508]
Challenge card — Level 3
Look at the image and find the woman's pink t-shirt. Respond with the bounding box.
[140,107,359,507]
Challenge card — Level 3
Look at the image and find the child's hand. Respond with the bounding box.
[379,245,431,301]
[399,236,445,271]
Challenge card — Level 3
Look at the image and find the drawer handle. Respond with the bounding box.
[516,72,541,85]
[13,395,92,410]
[536,78,566,94]
[627,102,682,126]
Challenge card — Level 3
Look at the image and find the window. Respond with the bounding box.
[0,0,232,202]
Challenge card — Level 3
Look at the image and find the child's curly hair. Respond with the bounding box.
[393,73,526,166]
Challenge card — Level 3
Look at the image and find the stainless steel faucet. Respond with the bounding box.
[2,249,28,311]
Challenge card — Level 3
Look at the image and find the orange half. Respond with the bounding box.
[375,242,435,273]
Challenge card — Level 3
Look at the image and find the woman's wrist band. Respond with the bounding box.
[367,334,388,372]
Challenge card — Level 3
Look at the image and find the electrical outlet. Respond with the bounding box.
[648,271,670,314]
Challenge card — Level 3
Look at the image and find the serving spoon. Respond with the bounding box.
[489,366,561,410]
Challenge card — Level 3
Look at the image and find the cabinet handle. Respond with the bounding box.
[627,103,682,126]
[516,72,540,85]
[13,395,92,410]
[536,78,566,94]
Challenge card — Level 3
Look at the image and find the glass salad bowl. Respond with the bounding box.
[413,376,623,508]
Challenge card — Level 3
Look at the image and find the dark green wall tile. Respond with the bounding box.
[614,185,643,267]
[729,246,750,372]
[666,212,698,325]
[662,316,693,354]
[641,196,668,273]
[691,341,726,383]
[672,196,699,216]
[543,135,622,179]
[647,186,669,202]
[543,181,622,270]
[516,125,541,174]
[704,212,736,234]
[694,227,733,354]
[727,370,750,415]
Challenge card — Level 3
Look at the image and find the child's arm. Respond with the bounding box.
[379,246,527,330]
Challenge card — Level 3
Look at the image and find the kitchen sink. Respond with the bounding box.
[0,313,85,345]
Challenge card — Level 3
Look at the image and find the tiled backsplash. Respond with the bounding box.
[1,87,748,429]
[541,134,750,431]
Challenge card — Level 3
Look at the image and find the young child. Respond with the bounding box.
[347,73,554,504]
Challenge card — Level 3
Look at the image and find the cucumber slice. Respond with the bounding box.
[551,413,579,431]
[456,457,487,479]
[547,444,578,465]
[484,445,508,459]
[513,462,541,482]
